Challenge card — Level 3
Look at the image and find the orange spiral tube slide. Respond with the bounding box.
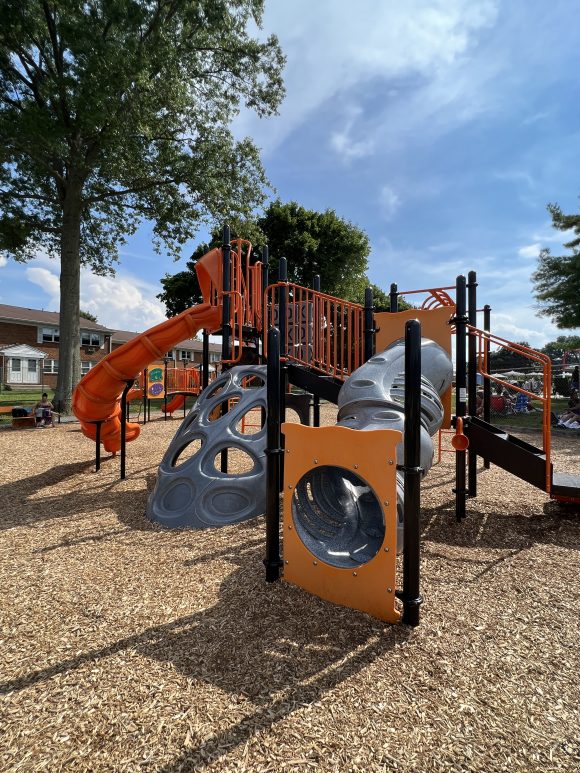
[72,303,220,453]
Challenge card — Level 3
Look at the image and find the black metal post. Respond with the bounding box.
[261,245,269,362]
[454,275,468,521]
[221,224,232,363]
[364,286,374,362]
[202,331,209,389]
[278,258,288,490]
[220,225,231,472]
[483,305,491,469]
[120,380,133,480]
[95,421,102,472]
[265,327,282,582]
[401,319,423,627]
[467,271,478,497]
[313,274,321,427]
[142,369,148,425]
[390,283,398,313]
[163,360,168,421]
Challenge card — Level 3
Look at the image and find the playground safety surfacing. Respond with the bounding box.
[0,409,579,772]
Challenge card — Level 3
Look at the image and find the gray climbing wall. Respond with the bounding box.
[147,338,453,547]
[147,365,267,528]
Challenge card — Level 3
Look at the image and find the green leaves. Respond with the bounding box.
[258,200,371,303]
[0,0,286,271]
[532,203,580,330]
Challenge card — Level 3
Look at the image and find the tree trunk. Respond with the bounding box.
[55,190,82,414]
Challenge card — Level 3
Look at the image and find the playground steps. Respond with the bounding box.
[287,363,342,404]
[551,472,580,499]
[466,416,549,491]
[467,417,580,499]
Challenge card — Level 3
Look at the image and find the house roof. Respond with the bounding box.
[113,328,221,351]
[0,304,222,351]
[0,343,46,358]
[0,304,114,333]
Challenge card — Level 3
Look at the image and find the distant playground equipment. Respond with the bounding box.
[72,226,580,626]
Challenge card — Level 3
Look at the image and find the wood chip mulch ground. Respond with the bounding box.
[0,407,579,772]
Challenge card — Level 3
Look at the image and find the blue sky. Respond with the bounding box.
[1,0,579,347]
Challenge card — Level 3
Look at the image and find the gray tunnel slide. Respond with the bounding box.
[147,339,453,561]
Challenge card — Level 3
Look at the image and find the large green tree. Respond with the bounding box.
[532,203,580,329]
[488,342,532,372]
[541,335,580,362]
[158,200,377,316]
[0,0,284,410]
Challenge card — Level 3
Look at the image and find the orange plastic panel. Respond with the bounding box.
[375,307,454,429]
[282,424,402,624]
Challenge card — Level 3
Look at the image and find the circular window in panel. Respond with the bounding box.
[291,465,384,569]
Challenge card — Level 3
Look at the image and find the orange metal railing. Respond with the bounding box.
[397,286,456,309]
[467,325,552,492]
[196,239,264,366]
[166,367,201,394]
[265,282,365,380]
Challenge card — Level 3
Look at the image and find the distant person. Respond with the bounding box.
[34,393,55,428]
[558,392,580,428]
[571,366,579,392]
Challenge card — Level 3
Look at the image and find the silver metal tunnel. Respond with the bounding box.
[291,337,453,564]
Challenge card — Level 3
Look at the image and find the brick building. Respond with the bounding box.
[112,329,222,367]
[0,305,221,390]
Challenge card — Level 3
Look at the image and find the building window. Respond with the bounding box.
[42,327,60,343]
[81,332,101,347]
[43,359,59,374]
[81,361,94,375]
[11,358,21,372]
[209,352,220,362]
[179,350,192,361]
[165,351,175,360]
[28,359,37,373]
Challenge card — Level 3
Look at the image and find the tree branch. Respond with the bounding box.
[86,177,180,204]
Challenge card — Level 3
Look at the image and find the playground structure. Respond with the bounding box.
[126,363,204,419]
[72,227,580,626]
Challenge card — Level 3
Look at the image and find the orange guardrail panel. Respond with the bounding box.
[282,423,402,624]
[375,306,455,428]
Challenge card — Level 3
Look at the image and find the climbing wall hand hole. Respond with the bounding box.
[171,437,204,468]
[208,396,240,422]
[213,448,256,475]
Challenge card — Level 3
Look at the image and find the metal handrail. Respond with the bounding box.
[397,286,456,310]
[264,282,365,379]
[467,325,552,492]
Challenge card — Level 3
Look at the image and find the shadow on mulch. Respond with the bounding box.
[421,501,579,554]
[0,459,158,533]
[0,543,408,769]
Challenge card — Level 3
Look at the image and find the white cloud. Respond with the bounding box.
[532,226,576,245]
[493,170,536,189]
[25,259,166,332]
[0,255,7,268]
[26,266,61,300]
[379,186,401,221]
[521,110,550,126]
[518,243,541,259]
[235,0,500,154]
[330,106,375,161]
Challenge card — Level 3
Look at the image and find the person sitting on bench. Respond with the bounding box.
[34,393,55,428]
